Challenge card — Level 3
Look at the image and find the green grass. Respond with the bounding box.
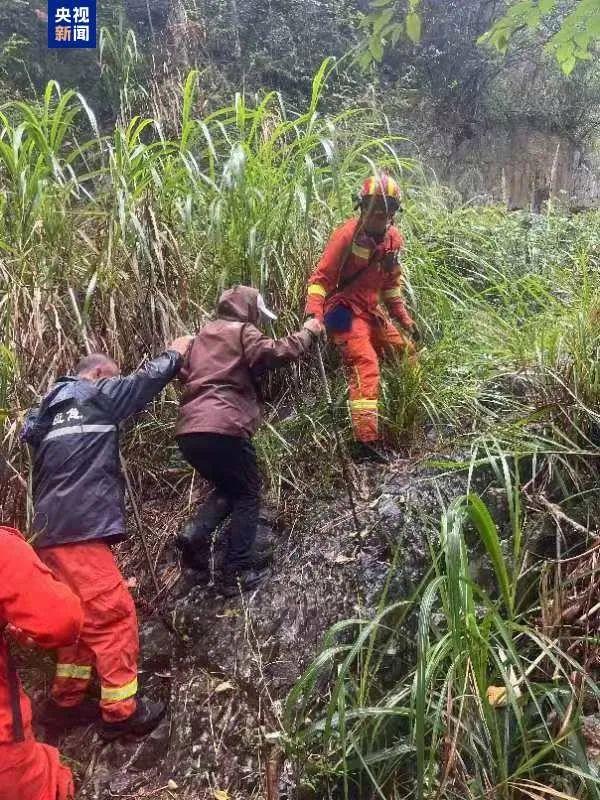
[282,480,600,800]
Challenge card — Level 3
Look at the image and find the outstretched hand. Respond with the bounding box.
[303,317,325,339]
[168,335,195,356]
[409,323,422,343]
[5,623,36,649]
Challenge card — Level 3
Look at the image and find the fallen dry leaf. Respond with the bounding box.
[334,554,355,564]
[214,681,235,693]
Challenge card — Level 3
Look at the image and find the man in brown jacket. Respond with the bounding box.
[176,285,323,596]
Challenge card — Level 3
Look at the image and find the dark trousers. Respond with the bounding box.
[177,433,262,573]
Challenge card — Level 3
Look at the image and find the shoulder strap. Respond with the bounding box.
[333,221,388,295]
[3,630,25,742]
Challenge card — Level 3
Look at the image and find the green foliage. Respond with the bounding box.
[481,0,600,74]
[359,0,422,69]
[283,488,598,799]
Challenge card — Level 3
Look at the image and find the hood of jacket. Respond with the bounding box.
[217,285,260,325]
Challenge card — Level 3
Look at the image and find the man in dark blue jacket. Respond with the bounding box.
[22,337,192,740]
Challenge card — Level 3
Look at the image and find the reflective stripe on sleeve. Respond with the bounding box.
[382,287,403,300]
[43,424,117,442]
[56,663,93,680]
[101,678,138,704]
[307,284,327,298]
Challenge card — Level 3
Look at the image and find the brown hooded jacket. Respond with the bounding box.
[176,285,315,439]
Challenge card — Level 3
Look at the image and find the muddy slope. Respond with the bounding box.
[48,455,503,799]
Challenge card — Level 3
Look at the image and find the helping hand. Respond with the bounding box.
[5,623,36,649]
[168,335,195,356]
[409,323,421,343]
[303,317,326,339]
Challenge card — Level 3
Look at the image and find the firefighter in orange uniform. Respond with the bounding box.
[0,525,83,800]
[305,174,419,461]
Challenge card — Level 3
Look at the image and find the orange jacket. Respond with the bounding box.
[305,217,414,328]
[0,526,82,743]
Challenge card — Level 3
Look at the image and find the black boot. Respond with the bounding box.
[176,533,210,572]
[220,551,273,597]
[176,514,212,571]
[349,441,390,465]
[99,697,166,741]
[176,493,231,571]
[38,698,101,730]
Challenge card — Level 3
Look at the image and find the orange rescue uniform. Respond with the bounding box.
[0,525,83,800]
[305,217,415,442]
[38,542,139,723]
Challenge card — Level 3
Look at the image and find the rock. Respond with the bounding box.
[139,619,173,673]
[131,719,171,770]
[376,493,405,522]
[582,715,600,763]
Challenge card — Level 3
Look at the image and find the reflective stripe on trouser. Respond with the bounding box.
[0,740,75,800]
[332,313,409,442]
[39,542,140,723]
[349,398,379,443]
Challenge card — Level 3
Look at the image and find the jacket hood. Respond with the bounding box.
[217,285,260,324]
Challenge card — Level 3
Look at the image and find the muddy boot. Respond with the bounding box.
[175,533,210,573]
[220,550,273,597]
[350,441,390,465]
[176,493,231,571]
[38,698,101,731]
[99,697,166,741]
[176,518,211,572]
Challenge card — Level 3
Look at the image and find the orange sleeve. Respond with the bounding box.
[0,527,83,649]
[305,221,355,319]
[381,229,413,328]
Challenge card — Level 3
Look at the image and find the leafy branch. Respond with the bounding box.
[358,0,422,68]
[480,0,600,74]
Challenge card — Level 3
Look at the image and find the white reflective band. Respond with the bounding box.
[43,424,117,441]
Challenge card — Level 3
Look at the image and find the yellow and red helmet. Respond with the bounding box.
[358,173,402,212]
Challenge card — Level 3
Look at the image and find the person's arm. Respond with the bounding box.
[305,224,354,321]
[243,320,321,374]
[0,528,82,649]
[381,231,416,333]
[20,405,41,447]
[382,263,415,329]
[98,337,193,423]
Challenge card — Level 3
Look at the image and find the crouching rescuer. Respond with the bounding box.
[305,173,419,462]
[21,336,193,740]
[176,285,324,596]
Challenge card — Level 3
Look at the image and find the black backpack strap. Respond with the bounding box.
[3,628,25,742]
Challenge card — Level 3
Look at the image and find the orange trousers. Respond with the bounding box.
[332,314,412,442]
[0,738,74,800]
[38,542,139,723]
